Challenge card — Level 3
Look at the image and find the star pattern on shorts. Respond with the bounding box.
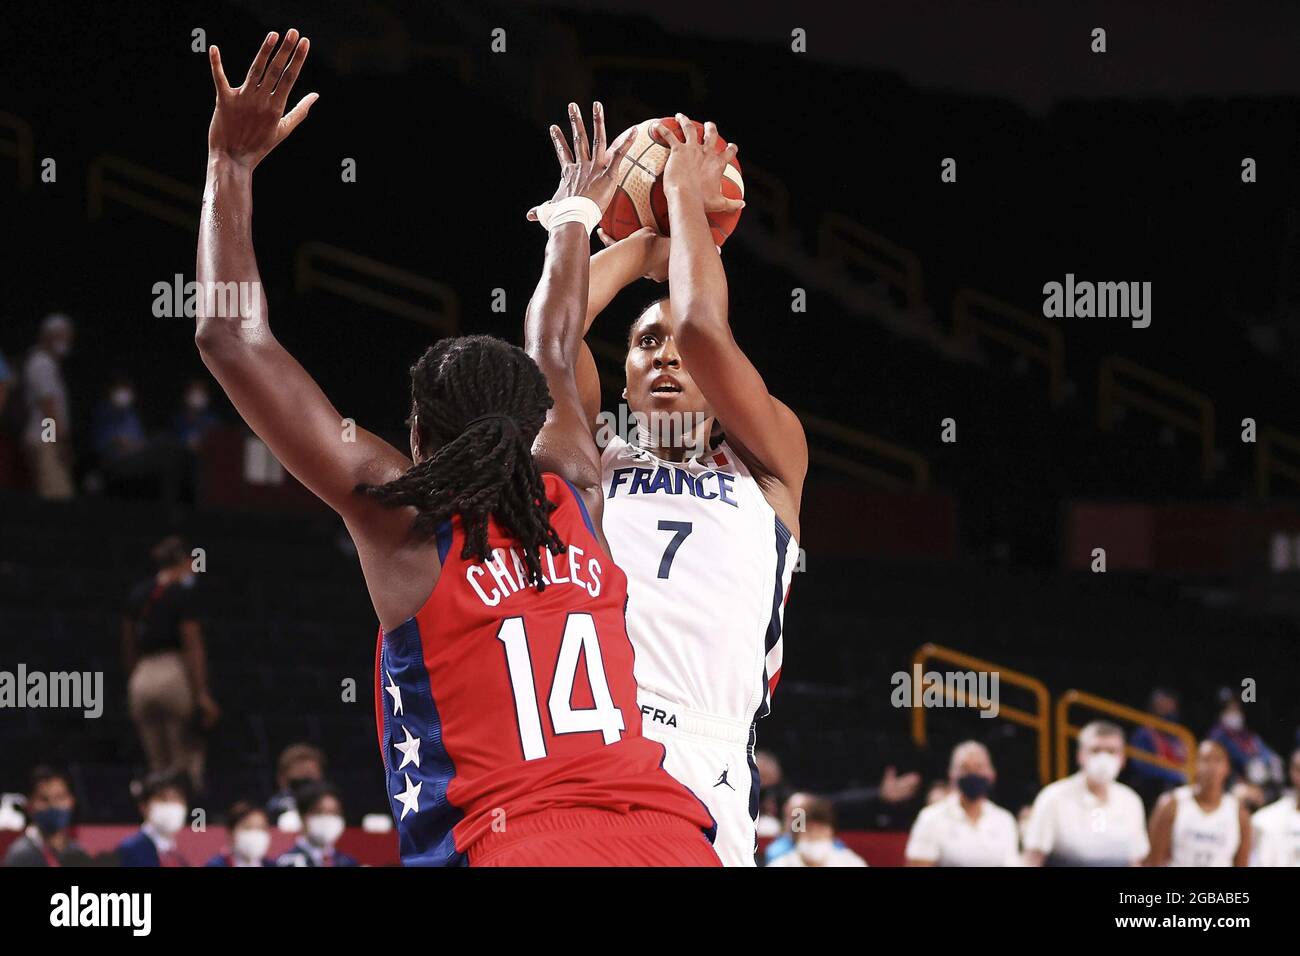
[393,724,421,770]
[385,669,403,716]
[395,772,422,820]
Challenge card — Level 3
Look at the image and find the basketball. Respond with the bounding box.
[600,117,745,246]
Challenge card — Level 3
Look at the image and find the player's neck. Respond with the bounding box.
[633,419,714,463]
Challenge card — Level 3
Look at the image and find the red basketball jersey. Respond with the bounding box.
[373,473,715,865]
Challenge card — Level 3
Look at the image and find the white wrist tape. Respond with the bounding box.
[535,196,602,234]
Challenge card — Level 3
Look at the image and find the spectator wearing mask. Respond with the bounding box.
[275,783,357,867]
[173,378,219,451]
[754,750,787,840]
[122,536,220,793]
[767,795,866,867]
[3,767,91,867]
[1251,747,1300,867]
[1129,688,1190,802]
[1147,740,1250,867]
[22,313,75,499]
[1209,691,1284,790]
[205,802,274,867]
[115,771,191,867]
[905,741,1020,866]
[92,374,147,464]
[265,743,327,831]
[1023,721,1149,867]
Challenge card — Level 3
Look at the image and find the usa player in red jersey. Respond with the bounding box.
[197,30,718,866]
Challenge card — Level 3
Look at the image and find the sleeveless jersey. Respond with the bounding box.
[599,435,798,722]
[1170,785,1240,867]
[373,473,715,866]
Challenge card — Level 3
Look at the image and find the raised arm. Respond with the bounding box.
[196,31,410,517]
[523,103,632,546]
[657,115,808,500]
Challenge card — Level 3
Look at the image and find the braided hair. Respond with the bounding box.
[355,335,564,588]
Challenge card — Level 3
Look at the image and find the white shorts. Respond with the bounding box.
[638,691,758,867]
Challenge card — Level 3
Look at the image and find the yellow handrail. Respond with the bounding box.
[817,213,925,313]
[1255,425,1300,499]
[87,155,200,231]
[953,288,1066,406]
[911,644,1052,786]
[0,111,34,190]
[294,241,458,335]
[1055,688,1197,780]
[1098,355,1215,482]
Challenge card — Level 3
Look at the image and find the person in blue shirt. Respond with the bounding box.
[115,771,191,867]
[173,378,220,451]
[93,374,147,464]
[274,782,359,867]
[1129,687,1190,803]
[205,802,275,867]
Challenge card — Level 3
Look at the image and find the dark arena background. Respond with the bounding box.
[1,0,1298,932]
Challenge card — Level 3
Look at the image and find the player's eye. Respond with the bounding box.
[639,335,658,348]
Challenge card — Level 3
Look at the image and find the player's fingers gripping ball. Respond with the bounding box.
[599,117,744,246]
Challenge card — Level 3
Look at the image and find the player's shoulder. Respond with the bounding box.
[1252,795,1291,826]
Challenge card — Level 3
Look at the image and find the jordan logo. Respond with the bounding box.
[714,768,736,790]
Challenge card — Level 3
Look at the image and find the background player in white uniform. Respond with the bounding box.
[1251,747,1300,866]
[1147,740,1250,867]
[574,115,808,865]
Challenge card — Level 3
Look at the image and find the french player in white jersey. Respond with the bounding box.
[1147,740,1251,867]
[1251,748,1300,866]
[569,114,808,865]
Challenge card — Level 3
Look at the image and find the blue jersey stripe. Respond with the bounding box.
[381,617,466,866]
[756,515,791,721]
[559,476,598,538]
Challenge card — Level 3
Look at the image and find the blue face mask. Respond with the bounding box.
[955,774,992,800]
[33,806,73,835]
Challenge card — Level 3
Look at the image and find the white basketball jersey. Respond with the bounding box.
[1170,785,1240,867]
[600,435,798,722]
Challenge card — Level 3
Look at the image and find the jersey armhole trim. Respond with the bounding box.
[559,476,598,538]
[434,519,453,564]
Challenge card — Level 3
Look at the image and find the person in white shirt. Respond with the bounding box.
[905,740,1020,866]
[1251,748,1300,867]
[1147,739,1249,866]
[22,313,75,499]
[767,795,867,867]
[1023,720,1149,866]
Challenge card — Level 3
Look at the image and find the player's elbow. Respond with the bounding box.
[674,305,731,353]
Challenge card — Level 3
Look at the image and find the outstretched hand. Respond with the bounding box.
[655,112,744,215]
[528,102,635,221]
[207,29,318,169]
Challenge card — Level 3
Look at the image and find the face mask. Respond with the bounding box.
[33,806,73,835]
[1083,751,1122,784]
[233,828,271,862]
[148,801,187,837]
[955,773,992,800]
[186,391,209,411]
[306,813,345,847]
[110,388,134,409]
[796,838,834,866]
[1221,711,1244,732]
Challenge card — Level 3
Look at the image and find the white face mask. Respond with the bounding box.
[148,801,187,837]
[1083,751,1122,784]
[233,828,271,862]
[1221,711,1244,732]
[796,838,834,866]
[110,387,135,409]
[186,391,209,411]
[306,813,345,847]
